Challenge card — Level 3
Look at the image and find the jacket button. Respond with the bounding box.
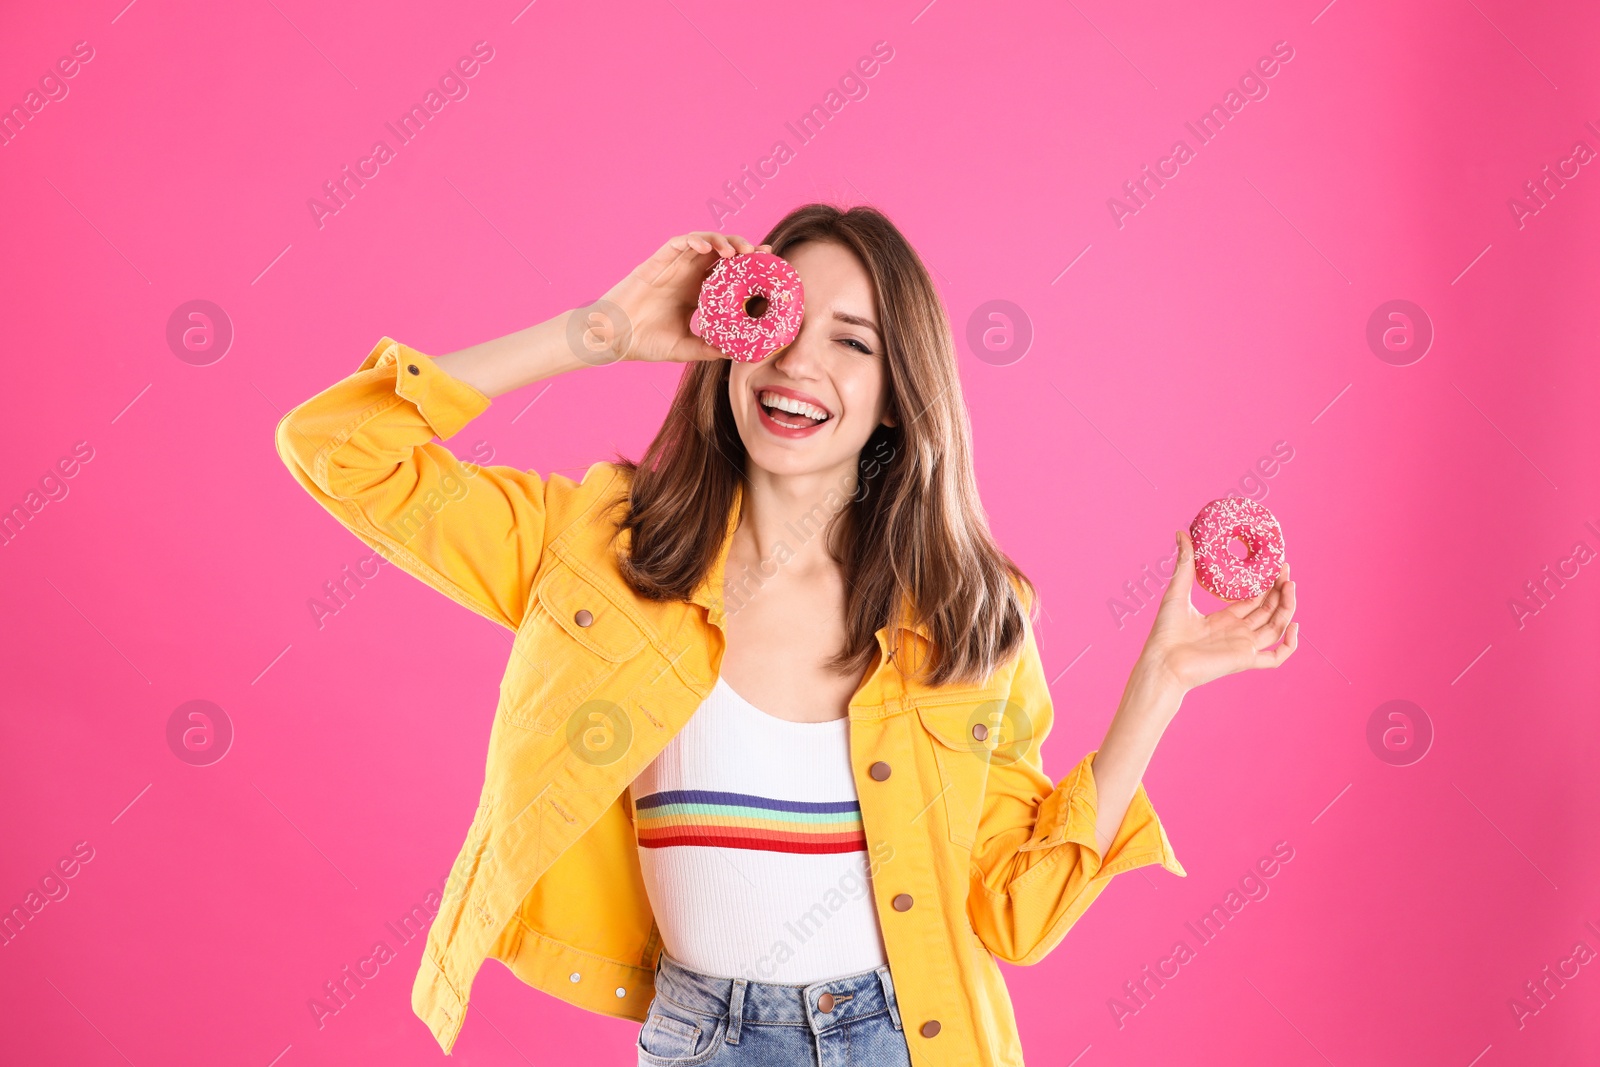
[818,992,836,1012]
[892,893,913,911]
[407,364,420,375]
[869,761,891,781]
[575,609,594,627]
[920,1020,941,1038]
[972,722,988,741]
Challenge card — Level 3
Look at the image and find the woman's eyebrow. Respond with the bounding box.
[833,311,881,335]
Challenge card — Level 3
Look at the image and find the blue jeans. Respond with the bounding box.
[635,948,913,1066]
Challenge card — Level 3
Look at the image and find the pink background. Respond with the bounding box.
[3,0,1597,1064]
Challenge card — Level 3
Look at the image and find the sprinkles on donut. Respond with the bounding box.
[695,251,805,363]
[1188,496,1286,601]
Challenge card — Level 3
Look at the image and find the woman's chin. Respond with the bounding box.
[742,442,851,483]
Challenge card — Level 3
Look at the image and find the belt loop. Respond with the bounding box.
[725,978,748,1044]
[876,966,904,1032]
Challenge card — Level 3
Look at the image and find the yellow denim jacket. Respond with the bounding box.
[275,338,1186,1066]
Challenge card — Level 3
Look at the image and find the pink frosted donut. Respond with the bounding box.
[1188,497,1286,601]
[695,252,805,363]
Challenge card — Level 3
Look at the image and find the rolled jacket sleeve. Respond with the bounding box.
[386,340,493,440]
[966,614,1185,967]
[275,337,588,632]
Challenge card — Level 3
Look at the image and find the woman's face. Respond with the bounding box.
[728,240,896,480]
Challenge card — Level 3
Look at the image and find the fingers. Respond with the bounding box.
[650,231,757,289]
[1159,529,1196,606]
[708,233,760,255]
[680,231,757,258]
[664,233,707,255]
[657,233,768,280]
[674,335,732,363]
[1255,621,1299,667]
[1266,570,1296,634]
[1231,559,1290,620]
[677,233,721,256]
[1240,569,1285,626]
[1234,584,1275,622]
[647,238,706,289]
[1248,568,1296,642]
[1227,579,1273,618]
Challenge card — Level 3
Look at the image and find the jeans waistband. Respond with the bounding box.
[651,948,905,1043]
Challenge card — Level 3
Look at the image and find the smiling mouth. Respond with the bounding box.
[757,389,832,429]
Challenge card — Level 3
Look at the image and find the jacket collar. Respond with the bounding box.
[688,478,931,644]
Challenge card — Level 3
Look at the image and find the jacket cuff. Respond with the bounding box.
[359,337,492,440]
[1015,751,1186,879]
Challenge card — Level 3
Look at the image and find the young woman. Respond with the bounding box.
[276,204,1297,1066]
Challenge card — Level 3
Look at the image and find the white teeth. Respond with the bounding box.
[758,391,830,421]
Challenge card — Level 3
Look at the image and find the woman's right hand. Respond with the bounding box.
[574,231,770,365]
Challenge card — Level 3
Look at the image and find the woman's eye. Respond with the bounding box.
[839,338,873,354]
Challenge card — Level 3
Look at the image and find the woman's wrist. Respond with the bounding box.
[1090,660,1184,854]
[1122,654,1187,728]
[434,309,594,398]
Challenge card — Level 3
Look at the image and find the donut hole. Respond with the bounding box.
[1227,537,1251,560]
[743,293,770,319]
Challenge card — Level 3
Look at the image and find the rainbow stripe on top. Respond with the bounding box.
[635,788,866,855]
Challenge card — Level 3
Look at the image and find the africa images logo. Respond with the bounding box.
[1106,41,1296,229]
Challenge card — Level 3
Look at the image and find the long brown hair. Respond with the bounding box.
[611,204,1034,688]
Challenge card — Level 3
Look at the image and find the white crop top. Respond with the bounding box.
[629,676,890,985]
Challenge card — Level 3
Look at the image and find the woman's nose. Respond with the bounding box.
[771,329,821,375]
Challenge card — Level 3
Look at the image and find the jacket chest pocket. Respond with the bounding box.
[498,560,649,735]
[915,696,1005,849]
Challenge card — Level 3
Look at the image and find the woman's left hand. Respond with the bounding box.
[1138,527,1299,693]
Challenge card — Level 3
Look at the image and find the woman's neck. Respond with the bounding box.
[734,463,860,577]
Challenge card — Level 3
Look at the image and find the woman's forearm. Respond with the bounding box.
[1090,661,1185,854]
[1089,524,1298,853]
[433,308,596,399]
